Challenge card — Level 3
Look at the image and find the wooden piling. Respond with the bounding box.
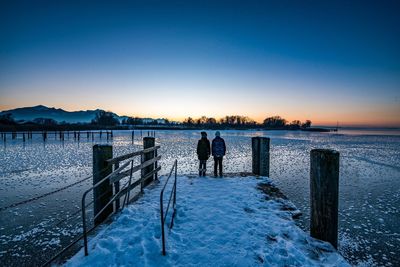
[142,137,155,187]
[131,130,134,144]
[310,149,340,249]
[93,144,113,225]
[251,137,270,176]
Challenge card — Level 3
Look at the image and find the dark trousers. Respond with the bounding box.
[214,157,223,177]
[199,160,207,176]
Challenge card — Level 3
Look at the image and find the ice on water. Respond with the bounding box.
[1,130,399,266]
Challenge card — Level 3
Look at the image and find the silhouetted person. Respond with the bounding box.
[212,131,226,177]
[197,131,210,176]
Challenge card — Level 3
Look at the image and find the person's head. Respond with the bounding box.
[201,131,207,138]
[215,131,220,137]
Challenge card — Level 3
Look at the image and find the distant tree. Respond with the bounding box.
[288,120,301,130]
[126,117,143,125]
[206,117,217,125]
[183,117,194,126]
[263,116,287,128]
[301,120,312,128]
[0,114,16,125]
[91,111,120,126]
[32,118,58,125]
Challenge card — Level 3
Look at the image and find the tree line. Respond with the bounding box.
[1,112,312,130]
[181,115,311,129]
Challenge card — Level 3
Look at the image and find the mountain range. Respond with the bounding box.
[0,105,125,123]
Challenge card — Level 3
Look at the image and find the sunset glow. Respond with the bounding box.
[1,1,399,127]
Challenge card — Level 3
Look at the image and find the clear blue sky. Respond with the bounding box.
[1,0,399,126]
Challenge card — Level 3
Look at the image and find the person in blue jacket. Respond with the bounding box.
[211,131,226,177]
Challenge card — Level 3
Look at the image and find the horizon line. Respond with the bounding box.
[1,104,399,129]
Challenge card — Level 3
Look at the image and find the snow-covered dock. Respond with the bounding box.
[66,175,349,267]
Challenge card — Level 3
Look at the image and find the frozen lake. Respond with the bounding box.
[0,129,399,266]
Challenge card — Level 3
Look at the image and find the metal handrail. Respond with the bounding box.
[160,159,178,255]
[81,147,161,256]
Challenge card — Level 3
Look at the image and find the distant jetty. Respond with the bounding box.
[301,127,331,132]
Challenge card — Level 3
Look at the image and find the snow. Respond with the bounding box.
[66,176,349,267]
[1,129,399,266]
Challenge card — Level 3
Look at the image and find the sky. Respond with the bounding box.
[0,0,399,127]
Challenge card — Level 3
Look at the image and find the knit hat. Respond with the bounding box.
[201,131,207,137]
[215,131,220,137]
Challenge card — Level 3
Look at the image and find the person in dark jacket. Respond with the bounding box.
[197,131,210,176]
[212,131,226,177]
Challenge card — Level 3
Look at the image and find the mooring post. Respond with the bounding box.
[142,137,155,187]
[93,144,113,225]
[251,137,270,176]
[132,130,134,144]
[310,149,340,249]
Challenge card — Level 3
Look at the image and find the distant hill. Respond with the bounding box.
[0,105,122,123]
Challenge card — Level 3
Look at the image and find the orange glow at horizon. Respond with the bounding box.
[1,99,399,127]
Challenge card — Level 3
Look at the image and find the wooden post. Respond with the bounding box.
[310,149,339,249]
[93,144,113,225]
[142,137,155,187]
[132,130,134,144]
[251,137,270,176]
